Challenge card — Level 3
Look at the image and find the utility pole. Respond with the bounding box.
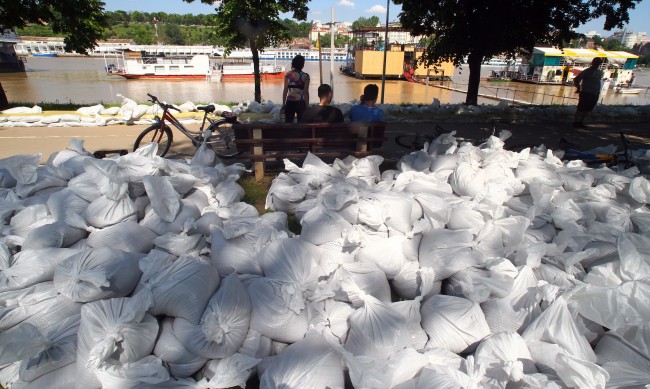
[380,0,390,103]
[330,7,335,92]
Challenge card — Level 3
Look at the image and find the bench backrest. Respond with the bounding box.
[232,121,386,153]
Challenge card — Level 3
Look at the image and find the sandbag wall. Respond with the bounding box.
[1,130,650,388]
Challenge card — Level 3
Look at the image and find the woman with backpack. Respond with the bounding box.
[282,55,310,123]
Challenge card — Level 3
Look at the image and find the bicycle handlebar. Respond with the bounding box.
[147,93,179,111]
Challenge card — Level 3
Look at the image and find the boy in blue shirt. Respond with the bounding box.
[350,84,384,122]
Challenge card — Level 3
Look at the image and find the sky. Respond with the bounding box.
[103,0,650,36]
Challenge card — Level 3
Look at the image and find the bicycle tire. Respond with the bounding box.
[395,132,434,150]
[134,124,173,157]
[206,120,242,158]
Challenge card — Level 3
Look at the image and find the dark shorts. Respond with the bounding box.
[577,92,599,113]
[284,100,306,123]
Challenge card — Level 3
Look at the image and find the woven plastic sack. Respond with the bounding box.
[0,248,82,292]
[153,318,207,378]
[326,261,391,307]
[391,262,440,300]
[76,291,159,389]
[418,229,485,281]
[22,221,87,250]
[143,175,181,223]
[245,277,309,343]
[87,220,158,253]
[140,199,201,235]
[199,353,260,388]
[210,227,264,276]
[474,331,537,385]
[300,205,352,245]
[53,247,143,303]
[391,297,428,350]
[344,291,411,359]
[16,362,76,389]
[138,255,219,324]
[257,238,323,298]
[0,282,59,331]
[345,347,430,389]
[421,294,491,354]
[93,355,170,389]
[173,273,251,359]
[259,331,344,389]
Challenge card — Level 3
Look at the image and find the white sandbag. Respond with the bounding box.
[414,355,485,388]
[474,331,537,386]
[259,331,344,389]
[238,329,273,359]
[153,318,207,378]
[445,259,517,303]
[265,174,309,213]
[138,255,219,324]
[522,295,597,363]
[19,362,76,389]
[22,221,87,249]
[0,154,40,185]
[326,261,391,307]
[1,105,42,114]
[210,227,264,276]
[140,199,201,235]
[300,204,352,245]
[245,277,309,343]
[9,203,51,238]
[84,194,137,228]
[87,220,158,253]
[391,297,428,350]
[173,273,251,359]
[154,231,205,257]
[183,187,210,210]
[345,292,411,359]
[46,188,90,222]
[0,248,81,292]
[76,291,159,389]
[418,229,485,281]
[595,333,650,372]
[601,360,650,389]
[480,265,542,333]
[190,211,222,236]
[214,177,245,207]
[199,353,260,389]
[357,235,407,279]
[54,247,143,303]
[0,314,79,383]
[15,166,71,199]
[257,238,323,298]
[450,161,486,197]
[421,294,491,353]
[190,130,218,167]
[391,262,441,300]
[93,355,170,389]
[67,172,102,202]
[0,282,59,331]
[143,175,181,223]
[307,299,354,343]
[345,347,430,389]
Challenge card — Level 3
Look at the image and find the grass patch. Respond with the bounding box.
[238,173,301,235]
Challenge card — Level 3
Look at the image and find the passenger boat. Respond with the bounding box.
[614,87,643,94]
[216,61,285,80]
[107,52,213,79]
[32,52,57,57]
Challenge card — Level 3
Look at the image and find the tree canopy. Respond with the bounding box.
[185,0,309,103]
[0,0,107,53]
[351,16,380,31]
[394,0,642,105]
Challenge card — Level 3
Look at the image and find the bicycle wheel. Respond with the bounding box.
[395,132,434,151]
[133,124,173,157]
[206,120,242,158]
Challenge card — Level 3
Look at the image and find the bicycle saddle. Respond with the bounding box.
[197,105,216,113]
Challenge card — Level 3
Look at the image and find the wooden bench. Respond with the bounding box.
[233,121,386,179]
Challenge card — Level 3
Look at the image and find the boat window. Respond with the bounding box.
[170,66,180,72]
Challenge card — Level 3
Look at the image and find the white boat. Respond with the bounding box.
[216,61,285,80]
[615,87,643,94]
[107,52,213,79]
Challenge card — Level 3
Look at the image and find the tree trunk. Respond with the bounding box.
[465,52,484,106]
[250,40,262,103]
[0,83,8,109]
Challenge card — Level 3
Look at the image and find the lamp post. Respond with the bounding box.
[380,0,390,103]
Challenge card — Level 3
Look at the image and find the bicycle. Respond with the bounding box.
[558,131,634,170]
[133,93,241,158]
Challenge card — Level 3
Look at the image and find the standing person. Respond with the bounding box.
[300,84,344,123]
[573,57,604,128]
[282,55,310,123]
[349,84,384,122]
[628,72,635,88]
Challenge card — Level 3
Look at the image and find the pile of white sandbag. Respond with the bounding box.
[1,128,650,388]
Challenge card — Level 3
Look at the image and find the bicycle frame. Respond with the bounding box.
[155,104,217,147]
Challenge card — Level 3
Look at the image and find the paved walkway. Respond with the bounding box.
[0,119,648,164]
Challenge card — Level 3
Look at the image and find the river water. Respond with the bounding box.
[2,56,649,107]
